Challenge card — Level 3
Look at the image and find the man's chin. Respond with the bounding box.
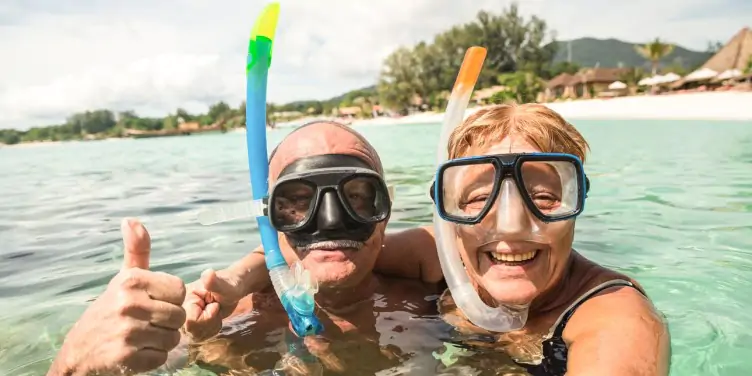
[301,257,358,287]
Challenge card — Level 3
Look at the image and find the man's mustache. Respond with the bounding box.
[291,239,364,252]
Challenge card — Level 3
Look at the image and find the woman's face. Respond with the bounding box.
[453,135,576,306]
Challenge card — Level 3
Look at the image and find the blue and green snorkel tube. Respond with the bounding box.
[244,2,323,337]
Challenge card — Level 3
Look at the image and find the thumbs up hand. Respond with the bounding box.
[48,219,187,376]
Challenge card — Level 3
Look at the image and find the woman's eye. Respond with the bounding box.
[468,195,488,203]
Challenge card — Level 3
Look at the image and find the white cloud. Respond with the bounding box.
[0,0,749,129]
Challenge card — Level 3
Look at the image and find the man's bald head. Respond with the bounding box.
[269,121,383,183]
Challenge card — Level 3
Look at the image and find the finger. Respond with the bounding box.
[183,288,208,323]
[128,324,181,352]
[143,271,186,306]
[197,302,222,340]
[201,269,243,302]
[121,218,151,270]
[203,302,220,321]
[146,299,186,330]
[122,348,170,374]
[183,302,222,342]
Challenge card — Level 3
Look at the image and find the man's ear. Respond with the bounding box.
[376,221,388,237]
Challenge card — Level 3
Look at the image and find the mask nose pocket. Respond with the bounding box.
[316,191,345,230]
[494,178,533,235]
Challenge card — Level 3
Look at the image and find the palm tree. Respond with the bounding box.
[635,38,676,76]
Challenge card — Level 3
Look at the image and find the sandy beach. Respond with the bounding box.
[275,91,752,129]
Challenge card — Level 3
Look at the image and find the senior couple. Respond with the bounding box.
[47,103,670,376]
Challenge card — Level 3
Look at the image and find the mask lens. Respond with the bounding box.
[271,180,316,228]
[341,176,389,221]
[519,160,580,219]
[440,161,497,221]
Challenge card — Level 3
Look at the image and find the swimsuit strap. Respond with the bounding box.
[518,279,642,376]
[549,279,638,338]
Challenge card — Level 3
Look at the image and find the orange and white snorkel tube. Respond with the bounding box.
[432,47,529,332]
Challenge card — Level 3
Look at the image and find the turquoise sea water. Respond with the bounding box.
[1,120,751,375]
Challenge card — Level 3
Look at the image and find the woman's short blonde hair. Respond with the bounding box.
[448,103,590,162]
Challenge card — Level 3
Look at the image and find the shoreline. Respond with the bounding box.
[344,91,752,127]
[3,91,751,148]
[270,91,752,129]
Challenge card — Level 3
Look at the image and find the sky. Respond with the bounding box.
[0,0,750,130]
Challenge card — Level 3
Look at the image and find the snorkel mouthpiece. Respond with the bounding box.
[246,2,322,337]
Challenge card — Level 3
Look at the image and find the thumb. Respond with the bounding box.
[121,218,151,270]
[201,269,243,302]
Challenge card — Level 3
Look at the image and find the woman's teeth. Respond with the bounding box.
[489,250,538,264]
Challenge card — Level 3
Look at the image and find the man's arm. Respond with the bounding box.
[564,286,671,376]
[374,225,443,283]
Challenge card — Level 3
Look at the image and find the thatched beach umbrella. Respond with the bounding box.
[684,68,719,82]
[714,69,743,81]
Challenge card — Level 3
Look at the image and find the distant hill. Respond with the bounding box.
[274,85,377,113]
[551,37,713,69]
[324,85,377,104]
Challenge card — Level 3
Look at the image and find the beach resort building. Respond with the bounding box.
[545,68,630,100]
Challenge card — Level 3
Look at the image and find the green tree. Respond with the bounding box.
[377,47,422,113]
[207,101,231,124]
[66,110,115,135]
[175,108,194,122]
[377,2,557,112]
[0,130,21,145]
[490,71,545,104]
[635,38,675,75]
[618,67,647,95]
[545,61,580,79]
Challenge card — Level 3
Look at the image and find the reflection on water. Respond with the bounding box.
[1,120,752,375]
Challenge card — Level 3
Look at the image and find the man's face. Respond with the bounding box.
[269,123,388,290]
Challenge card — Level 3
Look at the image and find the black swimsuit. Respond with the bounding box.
[516,279,642,376]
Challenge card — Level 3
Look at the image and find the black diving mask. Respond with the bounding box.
[270,154,391,243]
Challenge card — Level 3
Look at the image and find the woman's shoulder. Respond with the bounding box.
[561,256,670,374]
[563,252,665,340]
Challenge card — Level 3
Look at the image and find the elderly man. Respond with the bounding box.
[181,121,445,374]
[47,121,444,376]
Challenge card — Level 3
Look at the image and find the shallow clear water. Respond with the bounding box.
[1,120,751,375]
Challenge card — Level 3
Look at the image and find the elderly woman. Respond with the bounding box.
[376,103,671,375]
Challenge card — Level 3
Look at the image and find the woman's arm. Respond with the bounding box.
[224,245,272,296]
[564,286,671,376]
[228,224,444,288]
[374,225,443,283]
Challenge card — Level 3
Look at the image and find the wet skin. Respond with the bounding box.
[188,277,449,375]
